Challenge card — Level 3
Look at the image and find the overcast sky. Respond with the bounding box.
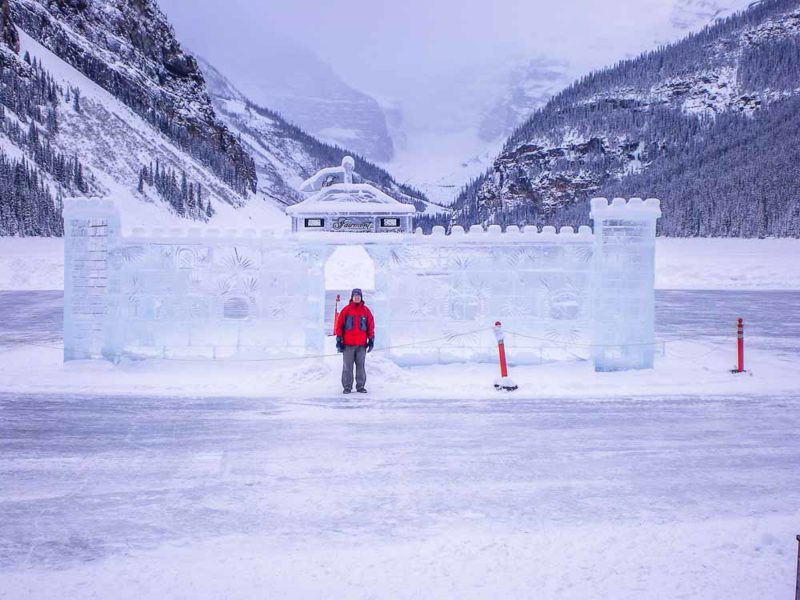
[158,0,680,98]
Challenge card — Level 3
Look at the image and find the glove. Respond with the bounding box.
[336,336,344,353]
[366,338,374,353]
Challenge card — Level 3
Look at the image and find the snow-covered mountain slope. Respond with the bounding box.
[380,0,755,207]
[0,0,283,235]
[9,0,256,197]
[477,0,755,147]
[667,0,752,32]
[198,57,433,215]
[3,29,280,231]
[478,58,573,144]
[452,0,800,238]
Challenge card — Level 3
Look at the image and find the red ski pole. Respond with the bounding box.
[333,294,341,336]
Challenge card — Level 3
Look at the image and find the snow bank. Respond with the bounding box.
[1,334,797,400]
[0,237,63,291]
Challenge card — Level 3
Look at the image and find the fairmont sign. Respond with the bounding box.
[332,217,373,232]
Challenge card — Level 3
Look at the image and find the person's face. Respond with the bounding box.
[353,293,362,303]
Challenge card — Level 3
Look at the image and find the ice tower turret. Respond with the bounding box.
[62,199,120,360]
[590,197,661,372]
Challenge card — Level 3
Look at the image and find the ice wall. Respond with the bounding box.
[367,224,596,366]
[102,231,328,360]
[590,197,662,372]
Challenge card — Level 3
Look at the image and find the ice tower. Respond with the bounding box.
[590,197,661,371]
[63,199,120,360]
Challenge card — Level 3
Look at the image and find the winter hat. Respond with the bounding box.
[351,288,363,299]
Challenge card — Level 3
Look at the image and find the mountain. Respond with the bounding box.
[451,0,800,237]
[668,0,749,31]
[478,57,573,144]
[478,0,754,147]
[197,56,428,212]
[10,0,256,197]
[0,0,426,237]
[220,38,395,163]
[0,0,265,235]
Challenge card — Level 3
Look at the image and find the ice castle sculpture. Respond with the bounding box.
[63,160,660,372]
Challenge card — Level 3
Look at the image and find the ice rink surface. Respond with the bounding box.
[1,290,799,598]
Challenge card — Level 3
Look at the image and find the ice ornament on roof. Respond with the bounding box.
[63,191,659,372]
[299,155,358,192]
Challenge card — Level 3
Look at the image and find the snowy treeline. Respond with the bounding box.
[453,0,800,237]
[0,55,88,189]
[0,149,61,235]
[137,161,213,221]
[554,94,800,237]
[0,52,89,235]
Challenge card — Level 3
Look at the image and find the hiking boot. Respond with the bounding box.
[343,389,352,394]
[356,388,367,393]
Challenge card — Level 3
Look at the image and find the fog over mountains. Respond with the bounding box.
[159,0,757,203]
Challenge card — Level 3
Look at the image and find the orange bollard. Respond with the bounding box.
[795,534,800,600]
[732,318,745,374]
[493,321,518,391]
[737,318,744,372]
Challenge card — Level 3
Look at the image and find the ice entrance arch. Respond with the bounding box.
[324,245,375,334]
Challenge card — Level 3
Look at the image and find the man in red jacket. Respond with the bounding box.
[335,288,375,394]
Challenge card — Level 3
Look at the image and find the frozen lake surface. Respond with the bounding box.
[0,290,799,598]
[3,288,800,351]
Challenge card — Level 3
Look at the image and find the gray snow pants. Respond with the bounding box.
[342,345,367,391]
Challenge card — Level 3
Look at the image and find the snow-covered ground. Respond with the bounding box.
[0,388,798,598]
[2,236,799,292]
[1,240,799,599]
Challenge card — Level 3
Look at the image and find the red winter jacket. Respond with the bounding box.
[335,301,375,346]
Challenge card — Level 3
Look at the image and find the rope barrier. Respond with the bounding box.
[158,327,497,363]
[0,327,728,362]
[0,327,496,363]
